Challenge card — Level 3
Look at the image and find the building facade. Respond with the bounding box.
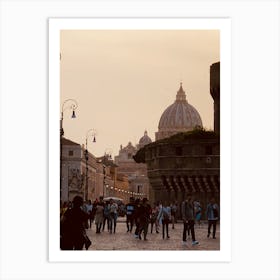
[114,131,152,200]
[61,138,105,203]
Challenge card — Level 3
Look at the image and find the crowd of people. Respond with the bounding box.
[60,195,219,250]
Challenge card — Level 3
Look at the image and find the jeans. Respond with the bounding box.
[183,220,196,241]
[139,219,149,240]
[126,215,134,232]
[102,215,110,231]
[208,220,217,237]
[162,219,170,239]
[109,213,117,233]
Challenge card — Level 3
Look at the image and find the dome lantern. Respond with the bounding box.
[176,82,187,102]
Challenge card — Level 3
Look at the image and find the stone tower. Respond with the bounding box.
[210,62,220,133]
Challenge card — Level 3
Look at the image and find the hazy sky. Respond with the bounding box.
[60,30,220,157]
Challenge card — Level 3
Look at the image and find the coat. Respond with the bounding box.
[181,200,194,221]
[95,205,104,224]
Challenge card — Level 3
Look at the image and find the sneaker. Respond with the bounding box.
[192,240,199,246]
[182,241,187,245]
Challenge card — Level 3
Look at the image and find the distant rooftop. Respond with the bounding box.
[61,137,80,146]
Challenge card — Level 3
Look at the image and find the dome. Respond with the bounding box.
[156,83,203,140]
[138,130,152,149]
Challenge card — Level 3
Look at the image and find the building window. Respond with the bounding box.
[205,146,213,155]
[175,146,183,156]
[68,150,74,156]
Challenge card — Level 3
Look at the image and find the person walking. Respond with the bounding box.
[60,195,91,250]
[133,199,141,238]
[150,203,158,234]
[94,202,104,234]
[125,197,135,233]
[138,198,151,241]
[158,201,171,239]
[194,200,202,228]
[109,199,118,234]
[181,194,199,246]
[155,201,162,234]
[170,202,177,229]
[102,200,111,232]
[85,200,93,228]
[206,197,219,239]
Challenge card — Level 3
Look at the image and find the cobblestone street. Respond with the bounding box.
[86,217,220,250]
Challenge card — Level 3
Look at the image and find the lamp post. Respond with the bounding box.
[60,99,78,201]
[103,164,106,198]
[84,129,97,201]
[103,148,113,198]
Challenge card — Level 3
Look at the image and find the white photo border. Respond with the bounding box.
[1,0,279,279]
[49,17,232,262]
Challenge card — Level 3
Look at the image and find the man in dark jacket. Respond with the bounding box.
[206,197,219,239]
[138,198,151,241]
[181,194,199,246]
[60,195,90,250]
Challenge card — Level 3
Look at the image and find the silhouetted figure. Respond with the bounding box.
[170,202,177,229]
[109,199,118,234]
[60,195,91,250]
[150,203,158,234]
[182,194,199,246]
[194,200,202,228]
[206,197,219,239]
[133,199,141,238]
[155,201,162,234]
[138,198,151,240]
[125,197,135,233]
[95,202,104,234]
[158,201,171,239]
[102,201,111,232]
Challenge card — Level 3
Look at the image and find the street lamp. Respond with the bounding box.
[84,129,97,201]
[60,99,78,200]
[102,148,113,198]
[60,99,78,137]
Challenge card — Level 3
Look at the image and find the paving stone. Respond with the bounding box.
[85,218,220,251]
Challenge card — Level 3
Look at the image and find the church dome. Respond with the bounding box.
[138,130,152,149]
[156,83,203,140]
